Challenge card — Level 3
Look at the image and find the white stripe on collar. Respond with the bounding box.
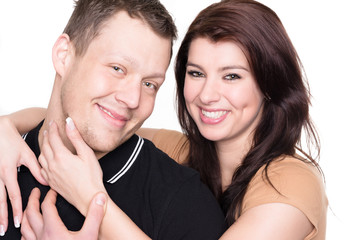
[107,136,144,184]
[22,133,28,140]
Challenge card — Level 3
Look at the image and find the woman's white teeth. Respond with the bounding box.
[100,106,115,119]
[202,109,227,119]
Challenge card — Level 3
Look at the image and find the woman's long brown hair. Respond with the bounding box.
[175,0,321,225]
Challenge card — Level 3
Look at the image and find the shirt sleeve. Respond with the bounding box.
[242,156,328,239]
[152,129,189,165]
[158,174,226,240]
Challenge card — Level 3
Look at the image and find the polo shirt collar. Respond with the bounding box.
[99,134,144,184]
[23,121,144,185]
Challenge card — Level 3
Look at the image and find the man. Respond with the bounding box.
[2,0,225,239]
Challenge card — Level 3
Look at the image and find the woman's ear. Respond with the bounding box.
[52,33,73,77]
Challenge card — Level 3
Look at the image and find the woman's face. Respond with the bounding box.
[184,37,264,145]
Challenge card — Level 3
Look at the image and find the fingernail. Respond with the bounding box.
[95,198,105,206]
[95,194,106,206]
[49,120,54,126]
[43,130,48,136]
[66,117,75,131]
[0,225,4,236]
[14,216,20,228]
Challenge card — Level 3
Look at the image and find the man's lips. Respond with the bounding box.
[97,104,128,121]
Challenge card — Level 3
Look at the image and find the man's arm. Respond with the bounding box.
[21,188,107,240]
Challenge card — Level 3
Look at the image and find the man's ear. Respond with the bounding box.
[52,33,73,77]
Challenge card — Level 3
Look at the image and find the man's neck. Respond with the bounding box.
[38,118,77,156]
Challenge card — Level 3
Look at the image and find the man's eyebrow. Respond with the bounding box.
[144,72,166,80]
[112,55,165,79]
[121,55,138,67]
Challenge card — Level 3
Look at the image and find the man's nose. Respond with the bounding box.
[114,76,141,109]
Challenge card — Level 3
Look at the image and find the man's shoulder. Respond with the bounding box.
[140,137,198,179]
[137,137,217,206]
[139,138,226,239]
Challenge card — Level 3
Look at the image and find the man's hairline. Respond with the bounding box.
[71,10,173,58]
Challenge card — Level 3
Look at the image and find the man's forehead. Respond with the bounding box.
[81,10,171,75]
[97,10,172,47]
[102,11,149,34]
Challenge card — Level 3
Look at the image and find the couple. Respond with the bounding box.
[0,0,327,239]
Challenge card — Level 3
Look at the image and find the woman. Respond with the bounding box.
[0,0,327,239]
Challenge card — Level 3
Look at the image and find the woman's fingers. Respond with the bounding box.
[65,117,93,158]
[2,168,22,230]
[21,149,47,186]
[0,179,8,236]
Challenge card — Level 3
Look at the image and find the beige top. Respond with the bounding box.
[144,128,327,240]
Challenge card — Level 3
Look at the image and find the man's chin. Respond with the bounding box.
[92,144,118,159]
[90,136,131,159]
[84,124,141,158]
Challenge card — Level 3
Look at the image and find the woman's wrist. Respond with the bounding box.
[0,115,19,135]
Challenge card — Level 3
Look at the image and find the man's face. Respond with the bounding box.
[60,11,171,157]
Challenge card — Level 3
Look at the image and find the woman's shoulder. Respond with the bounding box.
[242,155,328,238]
[245,155,326,203]
[266,155,323,180]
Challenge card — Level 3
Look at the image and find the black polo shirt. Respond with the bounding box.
[5,122,226,239]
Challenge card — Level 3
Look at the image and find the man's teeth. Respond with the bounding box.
[201,110,228,119]
[100,106,116,119]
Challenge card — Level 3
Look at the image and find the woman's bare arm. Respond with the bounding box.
[219,203,313,240]
[0,107,47,235]
[6,107,46,134]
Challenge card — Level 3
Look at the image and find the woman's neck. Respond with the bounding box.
[217,135,253,191]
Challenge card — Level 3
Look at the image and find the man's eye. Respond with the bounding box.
[143,81,157,90]
[224,74,241,81]
[187,71,205,78]
[113,66,124,73]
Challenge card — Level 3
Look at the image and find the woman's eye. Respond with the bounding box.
[224,74,240,80]
[187,71,205,78]
[113,66,124,73]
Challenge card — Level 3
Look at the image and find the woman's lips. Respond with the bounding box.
[200,108,229,124]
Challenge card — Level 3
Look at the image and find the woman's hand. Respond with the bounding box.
[0,116,47,235]
[20,188,107,240]
[39,118,106,216]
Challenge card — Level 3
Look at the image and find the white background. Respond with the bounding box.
[0,1,359,239]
